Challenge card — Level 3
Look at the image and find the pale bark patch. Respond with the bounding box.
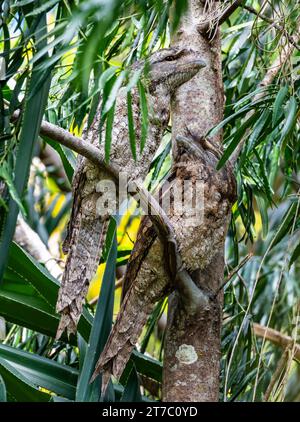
[175,344,198,365]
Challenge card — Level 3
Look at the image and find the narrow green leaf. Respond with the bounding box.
[127,91,137,160]
[138,81,148,153]
[253,149,273,203]
[43,136,75,184]
[232,86,273,110]
[2,242,162,388]
[171,0,188,32]
[272,86,288,127]
[131,350,163,383]
[0,375,6,402]
[209,95,272,139]
[0,287,62,340]
[255,194,268,239]
[268,143,280,187]
[120,364,142,402]
[0,15,51,281]
[78,334,87,373]
[151,159,171,189]
[217,136,241,169]
[9,72,27,113]
[0,242,92,342]
[103,71,126,115]
[140,299,165,353]
[0,344,78,400]
[100,218,118,263]
[126,69,143,93]
[270,202,299,250]
[26,0,60,16]
[0,357,50,402]
[13,0,36,6]
[0,163,26,216]
[279,97,297,144]
[98,67,118,91]
[1,253,162,385]
[104,101,116,162]
[80,22,106,95]
[247,109,271,150]
[7,242,59,306]
[217,112,259,169]
[289,242,300,268]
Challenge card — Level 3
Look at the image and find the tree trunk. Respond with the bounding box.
[162,0,226,402]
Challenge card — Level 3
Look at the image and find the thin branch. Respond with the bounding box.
[243,5,300,52]
[259,25,300,89]
[231,15,300,165]
[223,312,300,361]
[219,0,245,26]
[218,0,300,55]
[11,109,120,181]
[198,1,244,37]
[263,345,290,401]
[216,253,253,294]
[253,323,300,361]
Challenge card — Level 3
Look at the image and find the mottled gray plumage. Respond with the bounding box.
[56,49,206,338]
[92,136,236,392]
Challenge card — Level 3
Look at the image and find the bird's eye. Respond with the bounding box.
[163,55,175,62]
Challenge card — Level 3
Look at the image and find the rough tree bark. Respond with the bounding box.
[163,1,226,402]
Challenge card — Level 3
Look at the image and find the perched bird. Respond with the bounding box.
[56,49,206,338]
[92,135,236,392]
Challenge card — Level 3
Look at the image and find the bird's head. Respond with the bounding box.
[138,48,206,125]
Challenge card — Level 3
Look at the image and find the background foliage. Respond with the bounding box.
[0,0,299,402]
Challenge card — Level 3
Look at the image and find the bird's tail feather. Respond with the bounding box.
[90,291,154,392]
[56,217,109,339]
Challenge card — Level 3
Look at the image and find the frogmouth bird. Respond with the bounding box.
[92,135,236,392]
[56,50,206,338]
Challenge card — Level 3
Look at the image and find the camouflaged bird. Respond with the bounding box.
[56,49,206,338]
[91,135,236,392]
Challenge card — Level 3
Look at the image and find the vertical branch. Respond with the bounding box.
[162,0,225,402]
